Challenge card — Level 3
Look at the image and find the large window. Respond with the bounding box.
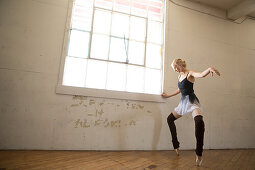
[57,0,166,102]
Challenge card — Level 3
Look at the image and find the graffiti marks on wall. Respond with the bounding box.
[74,119,135,128]
[69,95,154,129]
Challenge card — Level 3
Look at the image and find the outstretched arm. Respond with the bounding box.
[161,88,180,98]
[190,67,220,78]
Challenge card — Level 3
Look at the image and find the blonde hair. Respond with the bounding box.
[172,59,187,68]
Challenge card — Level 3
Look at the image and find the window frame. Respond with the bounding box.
[56,0,167,103]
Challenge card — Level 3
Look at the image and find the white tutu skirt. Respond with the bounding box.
[174,95,201,116]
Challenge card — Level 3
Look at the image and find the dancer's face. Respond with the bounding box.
[172,64,183,73]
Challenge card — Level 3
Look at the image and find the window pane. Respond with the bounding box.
[131,0,148,17]
[64,0,165,95]
[90,34,110,60]
[146,43,161,69]
[147,21,162,44]
[109,37,127,62]
[111,13,129,38]
[93,9,112,35]
[113,0,131,14]
[95,0,113,10]
[63,57,87,87]
[148,0,163,21]
[129,16,146,42]
[72,0,93,30]
[126,65,144,93]
[145,68,161,94]
[85,59,108,89]
[128,41,144,65]
[106,62,127,91]
[68,30,90,58]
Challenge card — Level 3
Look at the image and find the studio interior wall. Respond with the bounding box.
[0,0,254,150]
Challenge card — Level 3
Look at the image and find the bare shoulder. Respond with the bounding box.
[188,70,196,77]
[188,70,196,82]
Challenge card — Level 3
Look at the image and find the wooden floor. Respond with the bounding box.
[0,149,254,170]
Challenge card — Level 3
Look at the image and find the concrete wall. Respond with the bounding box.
[0,0,254,150]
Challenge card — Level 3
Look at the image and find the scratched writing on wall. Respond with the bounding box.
[74,119,136,128]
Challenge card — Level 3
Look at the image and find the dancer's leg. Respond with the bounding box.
[193,109,205,166]
[167,111,181,154]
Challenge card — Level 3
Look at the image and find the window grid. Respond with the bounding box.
[88,7,150,65]
[70,1,163,63]
[65,0,164,94]
[107,8,113,61]
[87,0,96,60]
[144,17,148,67]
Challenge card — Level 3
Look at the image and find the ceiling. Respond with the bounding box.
[187,0,255,19]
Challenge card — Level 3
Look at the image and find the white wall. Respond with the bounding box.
[0,0,254,150]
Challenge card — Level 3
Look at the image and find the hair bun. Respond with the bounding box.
[175,59,186,68]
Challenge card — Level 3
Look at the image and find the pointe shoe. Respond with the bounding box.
[196,156,202,166]
[174,148,179,156]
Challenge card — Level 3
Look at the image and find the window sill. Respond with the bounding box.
[56,84,166,103]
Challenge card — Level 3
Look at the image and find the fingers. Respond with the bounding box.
[216,70,220,76]
[214,70,220,76]
[161,92,168,98]
[211,68,220,76]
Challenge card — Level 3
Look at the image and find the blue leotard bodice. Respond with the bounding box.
[178,72,199,104]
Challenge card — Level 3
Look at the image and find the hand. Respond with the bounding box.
[161,92,169,98]
[210,67,220,77]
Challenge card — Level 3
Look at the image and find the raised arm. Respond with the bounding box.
[190,67,220,78]
[161,88,181,98]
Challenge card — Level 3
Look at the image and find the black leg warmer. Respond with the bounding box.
[194,115,205,156]
[167,113,180,149]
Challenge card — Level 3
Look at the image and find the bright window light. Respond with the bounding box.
[126,65,145,93]
[90,34,110,60]
[106,62,127,91]
[68,30,90,58]
[128,40,145,65]
[129,16,146,42]
[63,57,87,87]
[85,59,108,89]
[62,0,165,95]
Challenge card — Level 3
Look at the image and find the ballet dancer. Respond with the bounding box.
[161,59,220,166]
